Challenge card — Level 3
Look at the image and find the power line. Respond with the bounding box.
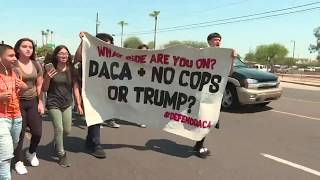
[155,6,320,33]
[158,1,320,31]
[114,2,320,36]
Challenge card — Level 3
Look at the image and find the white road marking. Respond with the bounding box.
[282,97,320,104]
[261,153,320,176]
[271,110,320,121]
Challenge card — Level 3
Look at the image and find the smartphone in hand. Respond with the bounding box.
[44,63,55,71]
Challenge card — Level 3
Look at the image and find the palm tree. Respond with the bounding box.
[118,21,128,47]
[41,30,45,46]
[45,29,50,45]
[149,11,160,49]
[50,31,54,44]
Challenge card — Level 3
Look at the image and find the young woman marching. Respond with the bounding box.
[14,38,44,174]
[42,45,75,167]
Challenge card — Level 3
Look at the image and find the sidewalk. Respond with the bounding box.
[277,74,320,87]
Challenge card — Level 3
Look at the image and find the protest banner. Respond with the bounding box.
[82,33,232,141]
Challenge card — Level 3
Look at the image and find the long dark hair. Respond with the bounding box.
[14,38,36,60]
[51,45,72,68]
[137,44,149,49]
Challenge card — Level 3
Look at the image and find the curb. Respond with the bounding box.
[280,80,320,87]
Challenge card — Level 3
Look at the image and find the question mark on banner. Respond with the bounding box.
[187,96,196,113]
[211,59,216,69]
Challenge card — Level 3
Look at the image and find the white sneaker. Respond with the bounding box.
[15,161,28,175]
[26,151,39,166]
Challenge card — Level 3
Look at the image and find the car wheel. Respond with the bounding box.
[222,84,239,109]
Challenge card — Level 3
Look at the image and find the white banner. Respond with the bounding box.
[82,33,232,141]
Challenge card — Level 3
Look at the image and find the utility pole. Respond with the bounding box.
[118,21,128,47]
[291,40,296,59]
[149,11,160,49]
[96,12,100,35]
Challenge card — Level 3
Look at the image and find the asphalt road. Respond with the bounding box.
[12,82,320,180]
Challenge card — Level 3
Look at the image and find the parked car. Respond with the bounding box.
[252,64,269,72]
[222,58,283,109]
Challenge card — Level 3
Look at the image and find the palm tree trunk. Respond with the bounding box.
[153,17,157,49]
[121,24,124,47]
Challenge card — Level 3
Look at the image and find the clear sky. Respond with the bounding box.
[1,0,319,59]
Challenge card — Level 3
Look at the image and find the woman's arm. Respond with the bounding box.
[36,75,44,114]
[73,81,84,115]
[42,69,57,92]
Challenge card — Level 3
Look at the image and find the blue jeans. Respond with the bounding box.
[0,117,22,180]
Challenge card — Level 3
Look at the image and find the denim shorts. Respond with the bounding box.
[0,117,22,162]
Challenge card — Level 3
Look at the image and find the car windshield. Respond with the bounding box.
[234,58,247,67]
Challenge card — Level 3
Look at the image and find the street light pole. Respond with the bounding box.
[291,40,296,59]
[96,12,100,35]
[149,11,160,49]
[118,21,128,47]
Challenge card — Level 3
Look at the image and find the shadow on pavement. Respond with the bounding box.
[222,105,273,114]
[37,136,88,163]
[100,139,194,158]
[36,141,58,163]
[145,139,194,158]
[104,119,144,127]
[38,137,194,162]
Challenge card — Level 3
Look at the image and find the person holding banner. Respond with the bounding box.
[13,38,44,175]
[42,45,75,167]
[0,44,27,180]
[193,32,236,158]
[73,32,117,158]
[137,44,149,50]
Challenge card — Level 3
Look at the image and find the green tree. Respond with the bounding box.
[255,43,288,65]
[164,40,207,48]
[147,41,154,49]
[123,36,143,48]
[244,52,256,62]
[36,45,53,58]
[309,26,320,61]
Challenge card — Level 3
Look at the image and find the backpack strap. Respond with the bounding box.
[31,60,43,76]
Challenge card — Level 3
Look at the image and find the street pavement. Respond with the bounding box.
[12,82,320,180]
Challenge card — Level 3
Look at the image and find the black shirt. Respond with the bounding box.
[46,70,73,110]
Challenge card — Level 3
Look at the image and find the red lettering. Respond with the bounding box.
[97,46,106,57]
[150,54,170,64]
[173,56,180,66]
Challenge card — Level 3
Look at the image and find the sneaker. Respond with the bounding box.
[26,151,39,166]
[194,147,211,159]
[90,145,106,159]
[58,153,70,167]
[106,120,120,128]
[15,161,28,175]
[139,124,147,128]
